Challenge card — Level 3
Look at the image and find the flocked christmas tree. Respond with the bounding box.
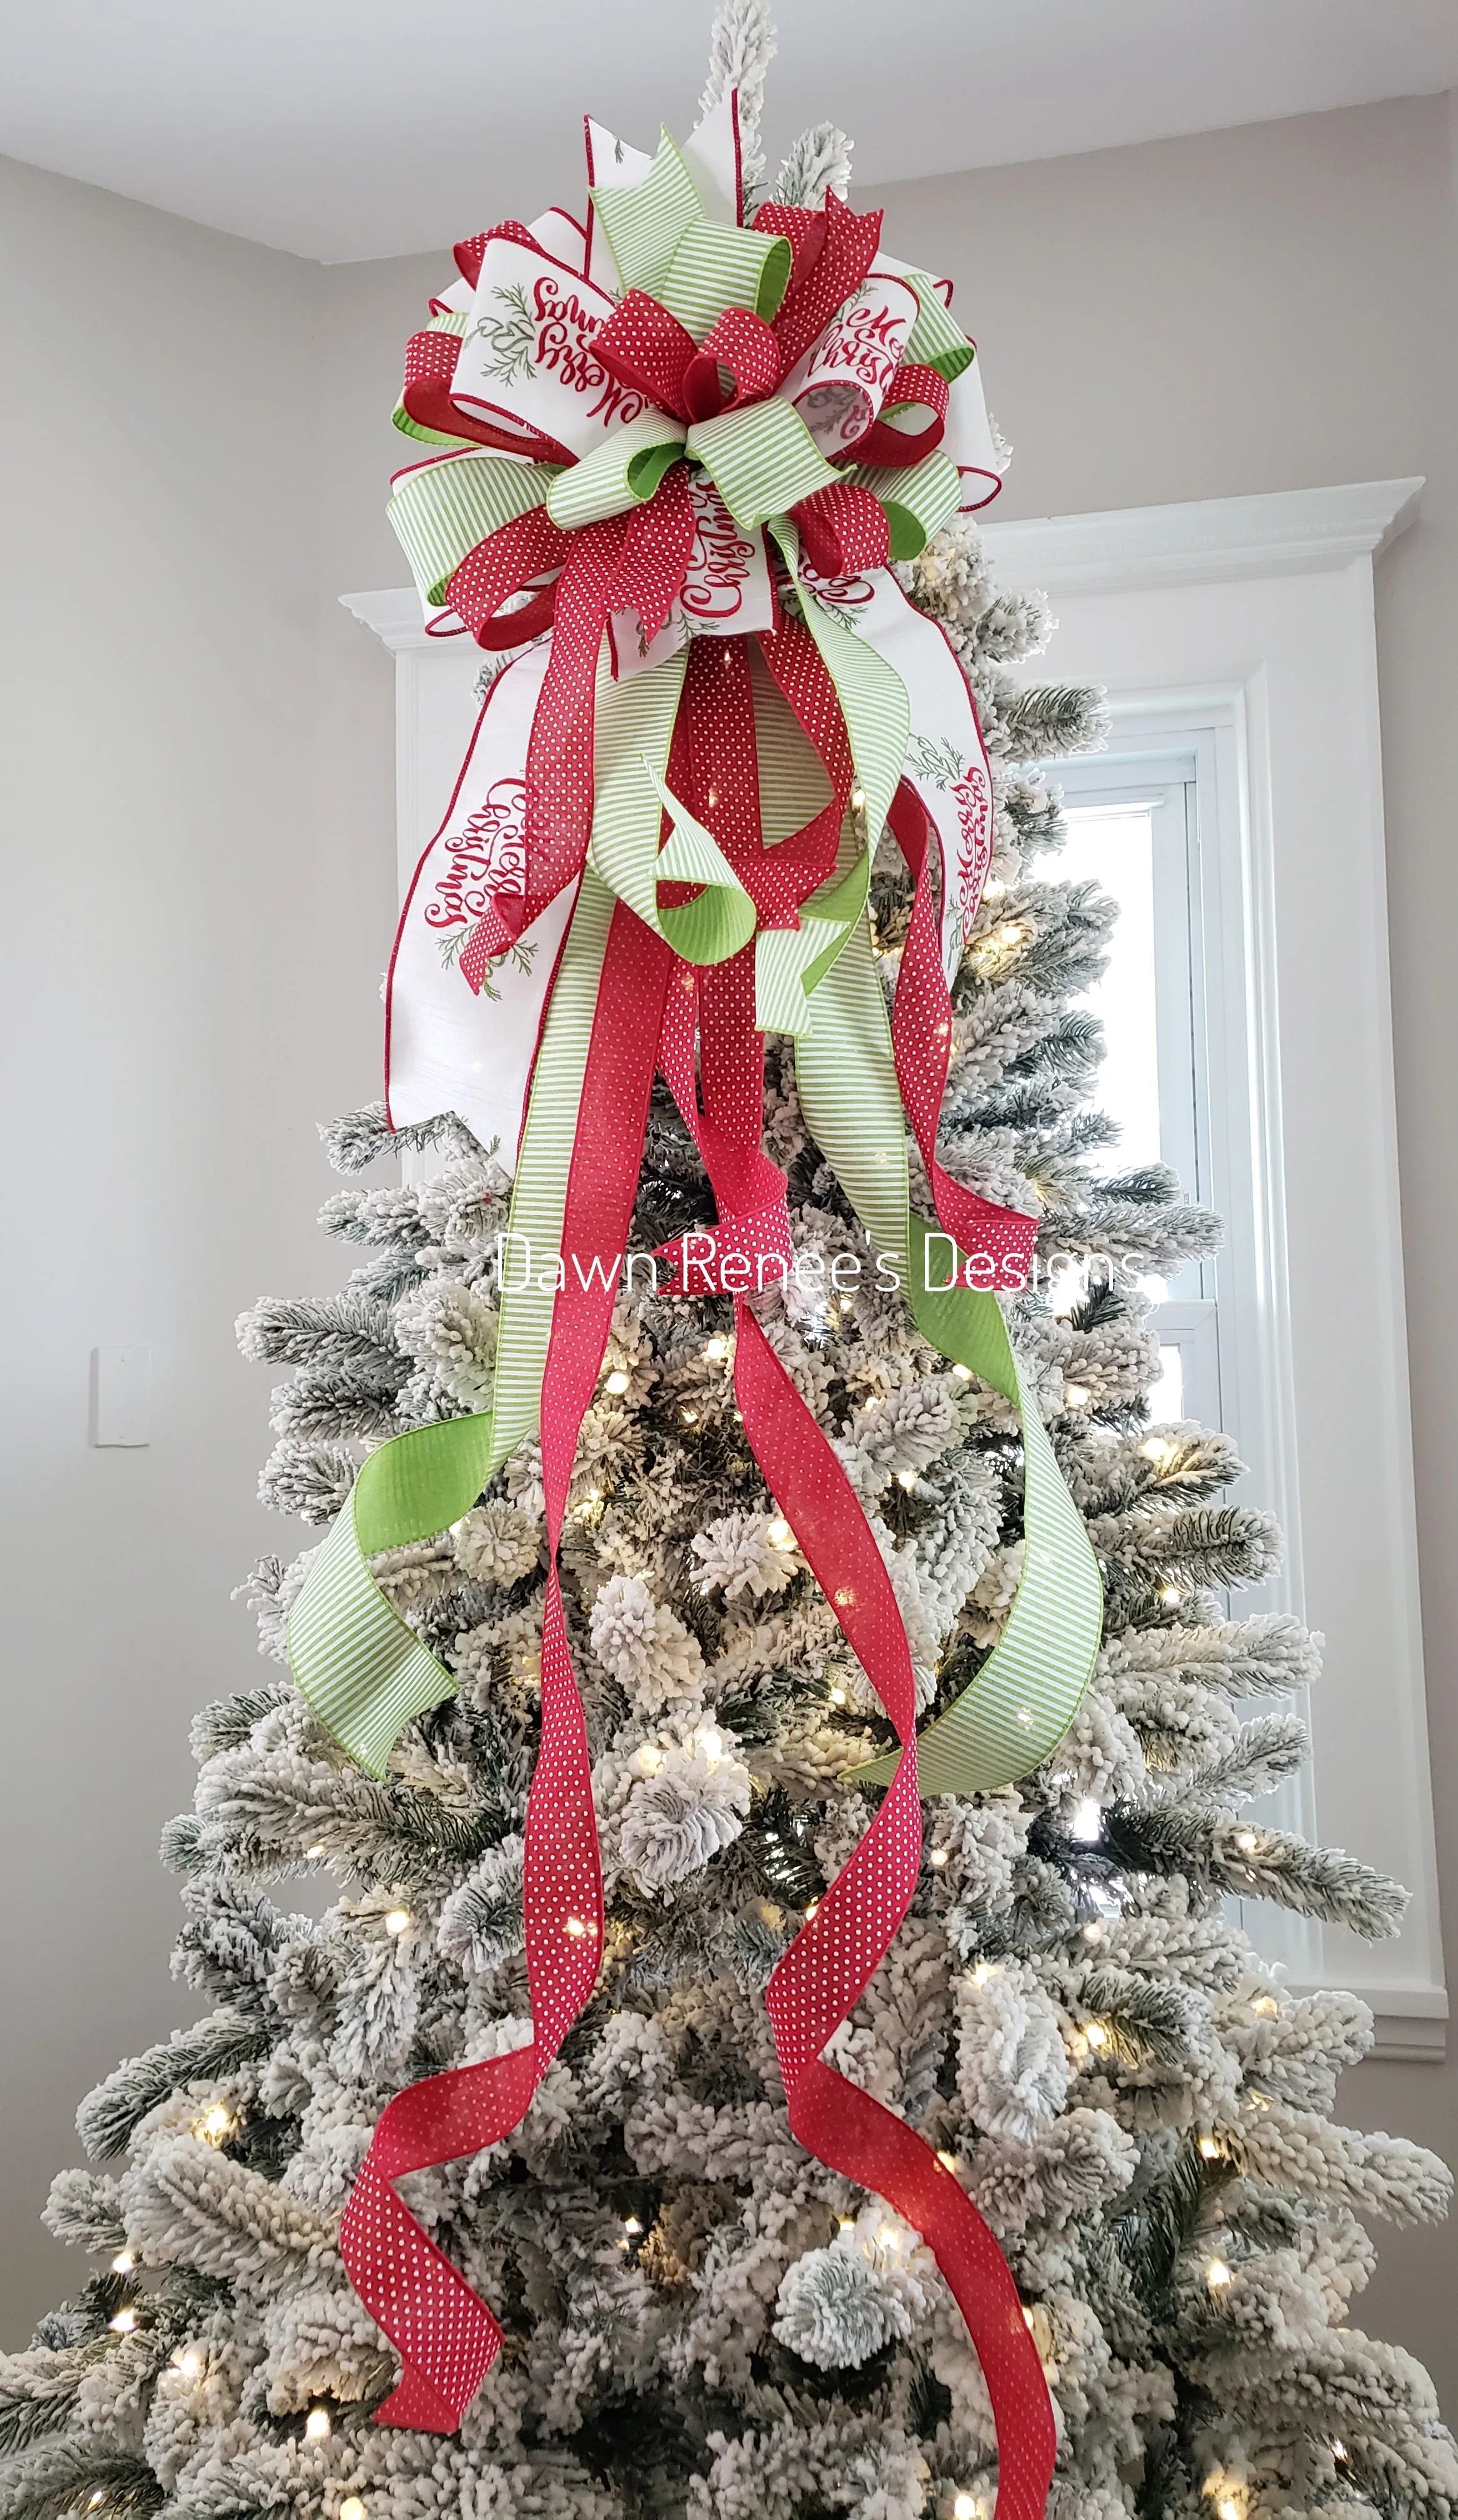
[2,18,1454,2520]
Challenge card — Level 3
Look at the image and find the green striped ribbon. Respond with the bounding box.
[545,412,686,533]
[792,908,1102,1796]
[389,454,562,606]
[587,651,758,966]
[902,276,977,382]
[854,452,962,562]
[589,130,703,296]
[687,402,842,533]
[289,866,621,1771]
[589,129,791,341]
[659,221,791,338]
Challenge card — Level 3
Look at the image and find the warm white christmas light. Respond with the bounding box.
[604,1369,631,1394]
[384,1908,411,1936]
[1082,1921,1103,1943]
[896,1469,917,1490]
[703,1338,729,1362]
[623,2214,642,2236]
[304,1844,326,1861]
[1251,1993,1279,2018]
[339,2499,367,2520]
[954,2495,980,2520]
[766,1518,794,1548]
[936,2150,960,2172]
[1084,2020,1110,2050]
[1199,2136,1224,2161]
[828,1685,848,1706]
[1234,1830,1258,1855]
[177,2348,204,2381]
[951,1361,972,1379]
[109,2308,137,2334]
[1070,1796,1103,1842]
[111,2251,134,2274]
[564,1914,594,1938]
[971,1962,999,1986]
[681,1406,698,1424]
[304,2406,332,2441]
[193,2103,234,2146]
[928,1848,949,1868]
[1206,2258,1233,2291]
[1159,1583,1182,1605]
[698,1729,722,1765]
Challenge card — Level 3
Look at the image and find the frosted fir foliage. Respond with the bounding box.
[2,516,1452,2520]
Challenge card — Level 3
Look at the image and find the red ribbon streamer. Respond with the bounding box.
[348,232,1059,2506]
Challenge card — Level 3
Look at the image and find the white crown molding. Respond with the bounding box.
[342,478,1426,652]
[340,586,447,654]
[981,476,1423,598]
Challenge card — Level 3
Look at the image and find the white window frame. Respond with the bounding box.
[981,478,1441,2061]
[343,475,1442,2060]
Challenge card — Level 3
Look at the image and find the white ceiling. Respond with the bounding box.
[2,0,1456,265]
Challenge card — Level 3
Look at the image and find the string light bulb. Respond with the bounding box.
[697,1729,722,1765]
[340,2499,367,2520]
[1084,2020,1110,2051]
[951,1361,972,1379]
[304,1843,326,1861]
[1199,2136,1224,2162]
[936,2150,959,2172]
[766,1518,794,1549]
[111,2251,134,2275]
[176,2348,204,2381]
[838,2214,857,2232]
[564,1914,594,1939]
[1070,1796,1102,1842]
[896,1469,917,1491]
[804,1899,820,1921]
[1331,2442,1348,2464]
[1206,2258,1233,2291]
[954,2496,981,2520]
[1218,2501,1242,2520]
[637,1744,663,1775]
[88,2495,106,2511]
[384,1908,411,1936]
[928,1847,949,1869]
[850,788,867,812]
[829,1685,848,1707]
[304,2407,332,2442]
[622,2214,642,2236]
[1062,1382,1091,1409]
[1234,1830,1258,1856]
[1251,1993,1279,2018]
[604,1369,630,1394]
[703,1337,729,1362]
[193,2103,234,2146]
[1082,1921,1103,1943]
[971,1961,999,1986]
[108,2308,137,2335]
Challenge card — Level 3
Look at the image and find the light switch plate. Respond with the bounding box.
[91,1346,151,1446]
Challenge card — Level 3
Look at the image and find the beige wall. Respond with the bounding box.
[0,159,394,2329]
[3,82,1456,2392]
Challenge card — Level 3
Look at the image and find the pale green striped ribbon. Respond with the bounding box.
[793,917,1103,1796]
[587,649,758,965]
[686,401,841,533]
[546,412,686,533]
[289,866,621,1769]
[660,222,790,338]
[389,454,562,607]
[589,129,790,339]
[902,275,977,382]
[854,452,962,562]
[770,541,1102,1795]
